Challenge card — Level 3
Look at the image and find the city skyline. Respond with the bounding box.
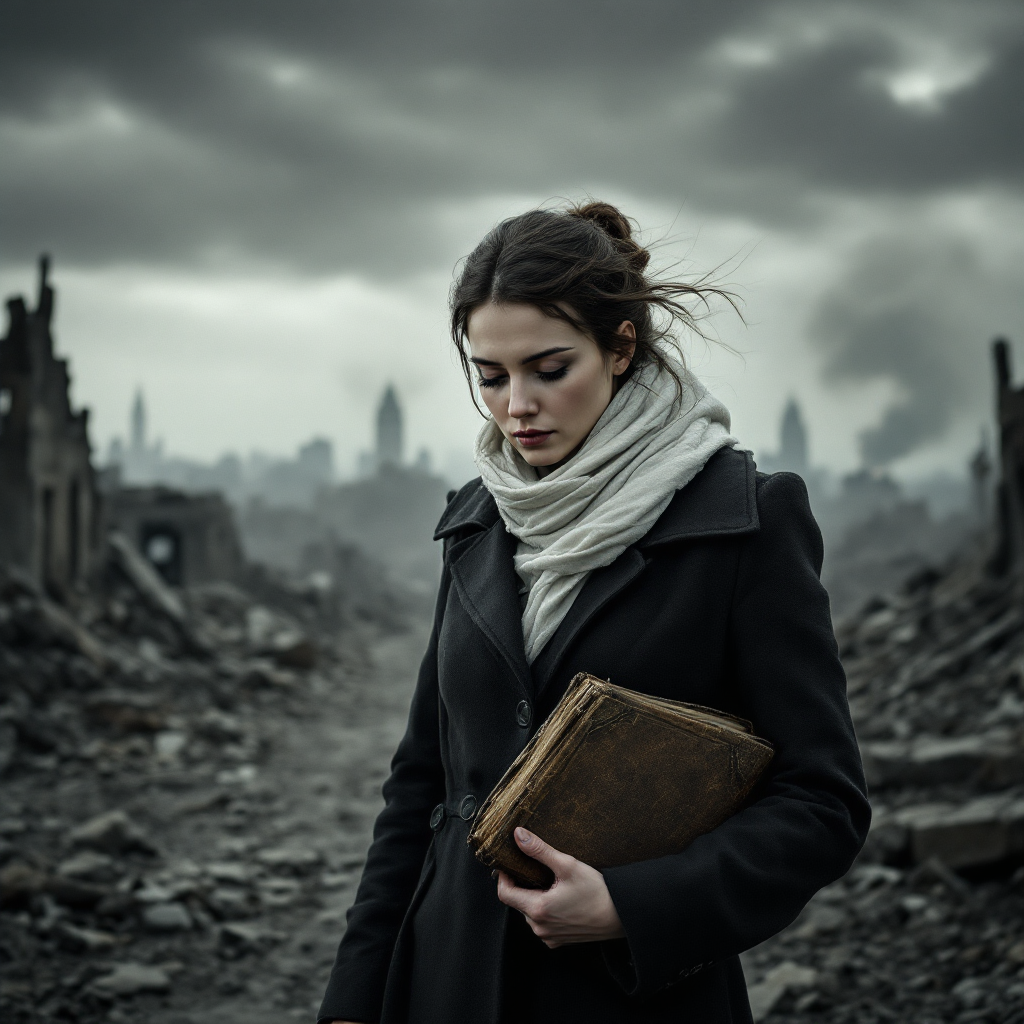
[1,2,1021,479]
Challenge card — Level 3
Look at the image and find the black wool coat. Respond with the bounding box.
[318,447,870,1024]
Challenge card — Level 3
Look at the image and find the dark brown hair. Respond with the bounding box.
[449,200,737,412]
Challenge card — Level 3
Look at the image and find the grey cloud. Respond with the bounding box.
[811,235,995,467]
[715,33,1024,193]
[1,0,1021,275]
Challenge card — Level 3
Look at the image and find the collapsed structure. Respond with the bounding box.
[106,487,244,587]
[0,257,253,592]
[1,255,1023,1022]
[993,338,1024,575]
[0,257,99,595]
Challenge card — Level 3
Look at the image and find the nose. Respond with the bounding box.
[506,375,539,420]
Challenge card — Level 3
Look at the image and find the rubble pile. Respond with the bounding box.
[745,544,1024,1023]
[5,522,1024,1022]
[0,535,422,1024]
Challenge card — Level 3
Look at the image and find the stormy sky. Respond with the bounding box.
[1,0,1022,481]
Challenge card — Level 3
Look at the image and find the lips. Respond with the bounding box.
[513,430,553,449]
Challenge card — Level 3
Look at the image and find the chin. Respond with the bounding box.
[518,446,570,467]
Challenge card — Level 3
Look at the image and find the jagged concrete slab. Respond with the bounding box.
[862,733,1024,789]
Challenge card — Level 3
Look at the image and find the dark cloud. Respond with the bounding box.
[0,0,1021,274]
[2,0,1022,467]
[811,235,996,467]
[716,34,1024,192]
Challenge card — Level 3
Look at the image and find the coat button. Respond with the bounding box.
[460,795,477,820]
[429,804,445,831]
[516,700,532,728]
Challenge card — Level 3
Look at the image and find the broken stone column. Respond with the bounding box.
[993,337,1024,575]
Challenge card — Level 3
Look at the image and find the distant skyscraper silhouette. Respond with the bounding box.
[376,384,403,468]
[778,398,808,474]
[130,389,146,455]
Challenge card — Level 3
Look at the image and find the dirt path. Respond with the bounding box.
[0,620,429,1024]
[177,623,429,1024]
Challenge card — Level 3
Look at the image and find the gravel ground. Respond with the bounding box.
[0,620,428,1024]
[5,536,1024,1024]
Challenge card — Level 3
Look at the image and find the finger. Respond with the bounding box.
[514,827,576,877]
[495,871,541,916]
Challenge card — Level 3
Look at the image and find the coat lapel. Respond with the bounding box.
[447,520,533,698]
[530,547,648,698]
[530,448,760,697]
[435,447,759,704]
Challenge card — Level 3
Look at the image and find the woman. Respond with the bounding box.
[319,202,870,1024]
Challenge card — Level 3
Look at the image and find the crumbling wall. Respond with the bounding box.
[0,257,97,595]
[993,337,1024,576]
[105,487,245,587]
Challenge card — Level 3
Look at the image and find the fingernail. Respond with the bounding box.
[515,827,532,845]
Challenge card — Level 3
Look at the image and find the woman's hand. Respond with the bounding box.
[495,827,626,948]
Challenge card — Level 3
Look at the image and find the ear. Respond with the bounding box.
[611,321,636,376]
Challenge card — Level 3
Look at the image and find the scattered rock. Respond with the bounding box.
[219,921,284,954]
[0,505,395,1024]
[891,793,1024,869]
[216,764,258,786]
[92,962,171,996]
[206,885,257,919]
[204,861,254,884]
[69,810,157,856]
[53,921,118,952]
[862,732,1024,789]
[0,721,17,775]
[29,596,110,667]
[141,901,192,931]
[47,875,110,910]
[747,961,818,1022]
[273,636,317,670]
[197,709,244,742]
[108,532,186,625]
[57,850,120,883]
[257,876,302,906]
[0,861,47,909]
[87,692,166,733]
[256,846,322,872]
[154,730,189,760]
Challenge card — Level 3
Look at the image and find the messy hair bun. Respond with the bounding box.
[569,201,651,273]
[450,198,737,412]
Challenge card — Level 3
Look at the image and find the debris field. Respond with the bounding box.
[2,533,1024,1023]
[744,541,1024,1024]
[0,535,425,1024]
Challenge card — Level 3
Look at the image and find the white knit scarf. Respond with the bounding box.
[474,354,736,663]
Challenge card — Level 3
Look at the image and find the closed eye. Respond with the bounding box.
[477,365,569,389]
[537,366,568,382]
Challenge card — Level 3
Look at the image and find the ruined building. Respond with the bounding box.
[0,257,98,593]
[993,337,1024,574]
[106,486,244,586]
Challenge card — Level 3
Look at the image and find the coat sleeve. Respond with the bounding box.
[601,471,871,997]
[317,567,450,1024]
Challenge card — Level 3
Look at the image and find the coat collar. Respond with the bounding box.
[445,522,532,698]
[434,446,760,701]
[434,445,759,545]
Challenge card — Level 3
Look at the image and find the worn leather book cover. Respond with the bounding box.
[468,673,774,888]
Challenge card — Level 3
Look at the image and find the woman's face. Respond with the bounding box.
[467,302,635,468]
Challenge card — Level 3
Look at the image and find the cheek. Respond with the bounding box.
[480,388,505,420]
[554,367,610,427]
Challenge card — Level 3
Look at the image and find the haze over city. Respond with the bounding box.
[2,0,1022,481]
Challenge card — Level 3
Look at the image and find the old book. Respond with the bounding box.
[468,673,774,888]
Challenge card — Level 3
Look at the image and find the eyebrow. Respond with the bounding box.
[469,346,574,367]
